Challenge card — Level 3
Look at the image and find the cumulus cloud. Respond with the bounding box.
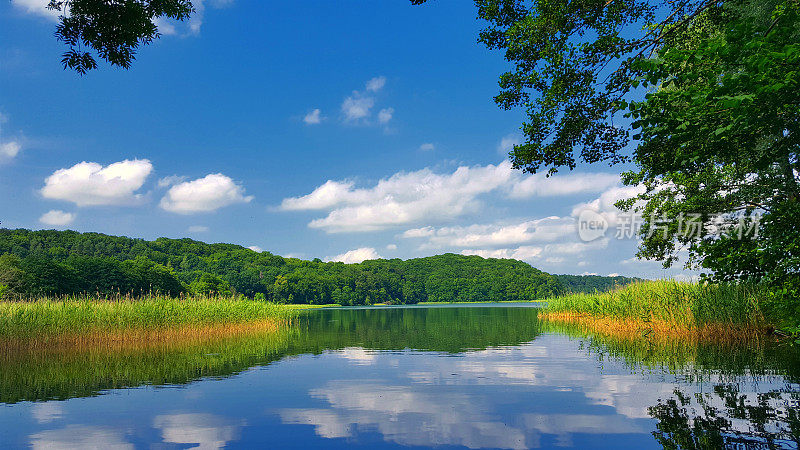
[341,93,375,122]
[461,246,544,261]
[281,161,515,233]
[160,173,253,214]
[419,143,435,151]
[39,210,75,226]
[365,76,386,92]
[403,217,574,249]
[281,161,634,234]
[570,184,646,227]
[508,172,621,199]
[377,107,394,125]
[304,108,323,125]
[460,237,609,264]
[386,243,397,250]
[41,159,153,206]
[187,225,209,233]
[326,247,382,264]
[248,245,263,252]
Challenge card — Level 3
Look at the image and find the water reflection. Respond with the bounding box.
[29,425,133,450]
[650,385,800,449]
[0,305,799,449]
[153,413,245,449]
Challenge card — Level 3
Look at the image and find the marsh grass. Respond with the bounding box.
[541,280,769,337]
[0,294,310,339]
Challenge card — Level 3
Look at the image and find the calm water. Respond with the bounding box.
[1,304,799,449]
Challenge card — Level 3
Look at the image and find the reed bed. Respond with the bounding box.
[540,280,769,338]
[0,294,310,339]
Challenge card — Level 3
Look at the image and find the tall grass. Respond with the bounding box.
[0,294,310,339]
[542,280,768,330]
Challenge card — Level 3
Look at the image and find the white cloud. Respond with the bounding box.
[419,143,435,151]
[11,0,59,20]
[1,142,21,159]
[461,246,543,261]
[326,247,382,264]
[570,184,646,227]
[498,134,521,156]
[157,175,187,188]
[188,225,209,233]
[508,172,621,199]
[403,217,574,248]
[160,173,253,214]
[282,161,634,234]
[341,93,375,122]
[377,107,394,125]
[0,113,22,163]
[153,17,177,35]
[39,210,75,226]
[460,239,609,264]
[41,159,153,207]
[248,245,263,253]
[365,76,386,92]
[386,244,397,250]
[304,108,323,125]
[281,161,515,233]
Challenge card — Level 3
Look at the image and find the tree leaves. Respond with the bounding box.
[48,0,194,74]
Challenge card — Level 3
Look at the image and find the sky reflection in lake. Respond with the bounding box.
[1,306,798,449]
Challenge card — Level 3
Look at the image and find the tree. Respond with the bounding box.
[414,0,719,174]
[47,0,194,74]
[617,0,800,291]
[412,0,798,292]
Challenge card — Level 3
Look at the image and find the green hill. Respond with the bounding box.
[0,228,636,305]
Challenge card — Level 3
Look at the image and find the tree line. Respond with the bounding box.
[0,229,637,304]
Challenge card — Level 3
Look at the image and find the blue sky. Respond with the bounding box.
[0,0,692,279]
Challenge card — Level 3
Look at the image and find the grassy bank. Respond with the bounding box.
[0,295,310,339]
[540,280,773,339]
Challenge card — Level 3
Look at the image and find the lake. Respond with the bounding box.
[1,304,799,449]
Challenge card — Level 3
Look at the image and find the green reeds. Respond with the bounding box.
[542,280,768,329]
[0,294,310,339]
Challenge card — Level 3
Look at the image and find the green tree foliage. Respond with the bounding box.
[618,0,800,292]
[0,228,635,304]
[413,0,714,174]
[413,0,798,294]
[47,0,194,74]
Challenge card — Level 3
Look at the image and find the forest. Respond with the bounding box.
[0,229,637,305]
